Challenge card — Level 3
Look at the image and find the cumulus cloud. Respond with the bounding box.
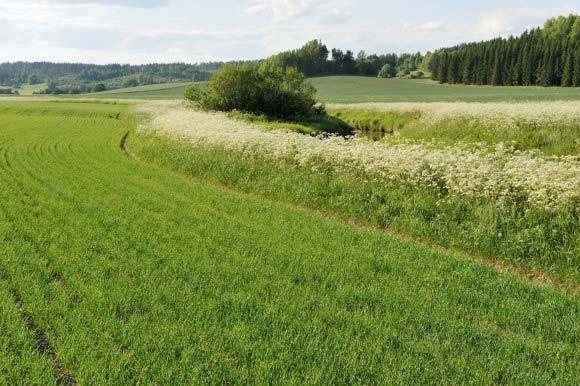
[243,0,350,24]
[476,8,560,36]
[243,0,317,20]
[22,0,169,8]
[318,8,351,25]
[417,21,444,32]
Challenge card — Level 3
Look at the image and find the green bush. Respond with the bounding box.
[185,63,320,119]
[92,83,107,93]
[377,64,396,78]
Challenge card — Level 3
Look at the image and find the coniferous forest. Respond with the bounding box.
[430,15,580,86]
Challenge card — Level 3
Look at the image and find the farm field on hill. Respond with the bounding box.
[311,76,580,103]
[1,100,578,384]
[88,82,196,100]
[77,76,580,102]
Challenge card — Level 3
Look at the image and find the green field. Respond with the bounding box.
[88,82,195,99]
[14,83,47,96]
[7,76,580,102]
[312,76,580,103]
[88,76,580,102]
[0,100,578,384]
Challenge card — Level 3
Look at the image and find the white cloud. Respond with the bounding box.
[242,2,270,16]
[477,12,513,35]
[318,8,351,25]
[243,0,351,24]
[476,8,562,36]
[418,21,444,32]
[243,0,317,20]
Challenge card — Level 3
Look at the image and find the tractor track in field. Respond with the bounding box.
[120,130,130,154]
[0,266,77,386]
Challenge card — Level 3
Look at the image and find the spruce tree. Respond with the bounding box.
[562,39,573,86]
[573,41,580,86]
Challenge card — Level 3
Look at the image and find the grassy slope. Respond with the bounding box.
[54,75,580,102]
[88,82,194,100]
[0,102,580,384]
[15,83,47,96]
[311,76,580,103]
[0,100,578,384]
[327,107,580,156]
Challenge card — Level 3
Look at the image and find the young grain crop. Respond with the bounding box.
[1,100,579,384]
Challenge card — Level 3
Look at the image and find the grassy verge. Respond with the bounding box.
[130,115,579,285]
[328,104,580,156]
[227,110,353,135]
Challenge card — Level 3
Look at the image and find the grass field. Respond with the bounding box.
[88,82,195,99]
[312,76,580,103]
[89,76,580,102]
[8,76,580,102]
[118,76,580,102]
[14,83,47,96]
[1,100,578,384]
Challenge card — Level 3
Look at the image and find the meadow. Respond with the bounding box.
[0,99,579,384]
[328,102,580,155]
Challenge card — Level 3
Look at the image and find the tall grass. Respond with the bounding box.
[328,102,580,156]
[131,102,580,283]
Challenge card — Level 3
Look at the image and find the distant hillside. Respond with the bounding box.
[0,61,248,95]
[430,15,580,87]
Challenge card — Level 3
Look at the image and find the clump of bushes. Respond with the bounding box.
[377,64,397,78]
[185,62,322,120]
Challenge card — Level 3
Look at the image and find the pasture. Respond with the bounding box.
[0,100,578,384]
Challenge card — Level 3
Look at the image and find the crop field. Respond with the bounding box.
[47,75,580,102]
[0,99,579,384]
[14,83,47,96]
[311,76,580,103]
[88,82,196,100]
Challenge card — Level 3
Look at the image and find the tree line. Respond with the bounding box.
[0,61,256,95]
[430,15,580,87]
[0,42,430,95]
[268,40,429,78]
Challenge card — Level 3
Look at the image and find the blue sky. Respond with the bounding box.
[1,0,579,64]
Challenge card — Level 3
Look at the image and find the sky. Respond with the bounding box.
[0,0,579,64]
